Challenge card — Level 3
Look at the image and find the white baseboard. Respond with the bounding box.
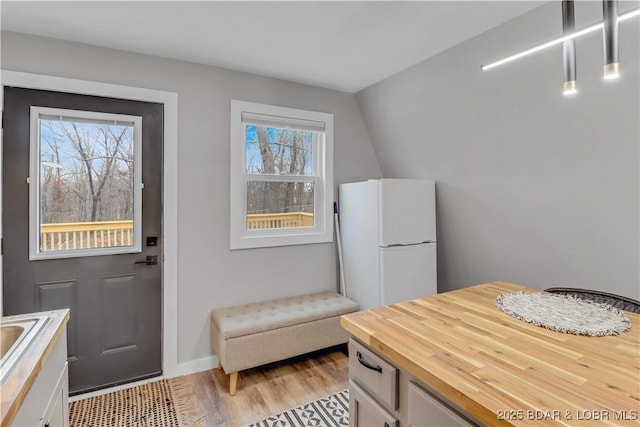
[169,355,219,378]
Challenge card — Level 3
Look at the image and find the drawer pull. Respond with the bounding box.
[357,351,382,373]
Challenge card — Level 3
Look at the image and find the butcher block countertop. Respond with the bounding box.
[0,309,69,427]
[340,281,640,427]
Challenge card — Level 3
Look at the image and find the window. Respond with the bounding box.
[230,100,333,249]
[29,107,143,259]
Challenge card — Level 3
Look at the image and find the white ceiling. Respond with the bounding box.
[0,1,547,93]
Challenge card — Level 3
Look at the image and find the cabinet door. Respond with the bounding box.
[42,362,69,427]
[13,331,67,426]
[408,382,475,427]
[349,380,398,427]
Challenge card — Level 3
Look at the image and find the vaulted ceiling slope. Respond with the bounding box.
[0,1,547,93]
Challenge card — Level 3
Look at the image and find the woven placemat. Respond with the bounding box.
[495,291,631,336]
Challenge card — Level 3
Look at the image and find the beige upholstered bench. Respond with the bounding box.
[210,290,358,395]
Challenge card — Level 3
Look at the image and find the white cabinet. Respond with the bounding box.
[348,338,478,427]
[41,362,69,427]
[13,329,69,427]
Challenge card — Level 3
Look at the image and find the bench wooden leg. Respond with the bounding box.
[217,360,224,374]
[229,371,239,396]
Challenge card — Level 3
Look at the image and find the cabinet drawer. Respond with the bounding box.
[349,338,398,410]
[349,380,398,427]
[408,381,476,427]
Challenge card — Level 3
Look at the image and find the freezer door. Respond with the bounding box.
[380,243,437,306]
[378,179,436,246]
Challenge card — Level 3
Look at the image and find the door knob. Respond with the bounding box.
[135,255,157,265]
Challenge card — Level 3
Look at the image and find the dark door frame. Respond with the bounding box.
[0,70,180,378]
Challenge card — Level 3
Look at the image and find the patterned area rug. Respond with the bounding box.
[496,291,631,336]
[69,377,205,427]
[248,389,349,427]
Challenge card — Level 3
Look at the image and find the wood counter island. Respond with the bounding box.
[340,281,640,427]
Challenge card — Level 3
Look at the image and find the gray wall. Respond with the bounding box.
[1,30,382,363]
[357,1,640,298]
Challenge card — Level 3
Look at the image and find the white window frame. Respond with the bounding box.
[230,100,333,250]
[29,106,143,260]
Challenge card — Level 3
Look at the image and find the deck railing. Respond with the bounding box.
[40,213,313,251]
[246,212,314,230]
[40,220,133,251]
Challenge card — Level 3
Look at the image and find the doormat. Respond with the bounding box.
[496,291,631,336]
[69,377,205,427]
[248,389,349,427]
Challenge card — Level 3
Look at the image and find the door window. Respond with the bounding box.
[29,107,143,259]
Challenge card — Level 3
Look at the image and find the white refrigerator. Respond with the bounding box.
[338,179,437,310]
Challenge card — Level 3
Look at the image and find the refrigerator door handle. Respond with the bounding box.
[381,241,436,248]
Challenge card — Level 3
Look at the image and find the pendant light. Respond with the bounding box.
[480,6,639,73]
[562,0,577,95]
[603,0,620,79]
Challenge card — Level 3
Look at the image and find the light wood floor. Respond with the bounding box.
[182,345,349,426]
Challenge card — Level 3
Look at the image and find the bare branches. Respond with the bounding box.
[39,119,134,223]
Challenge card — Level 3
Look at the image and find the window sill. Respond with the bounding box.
[230,231,332,250]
